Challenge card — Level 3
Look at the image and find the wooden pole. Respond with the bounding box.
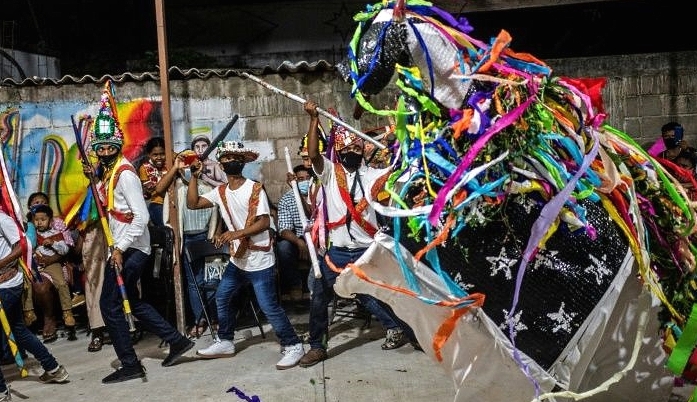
[155,0,185,333]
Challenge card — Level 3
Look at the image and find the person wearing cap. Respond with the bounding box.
[186,141,305,370]
[298,100,419,368]
[84,83,195,384]
[191,134,227,187]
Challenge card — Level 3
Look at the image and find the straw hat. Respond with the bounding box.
[215,141,259,162]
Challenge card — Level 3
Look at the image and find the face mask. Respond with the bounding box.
[664,125,684,149]
[339,152,363,170]
[297,180,310,195]
[221,160,245,176]
[98,153,119,168]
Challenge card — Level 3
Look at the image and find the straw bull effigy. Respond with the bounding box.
[326,1,697,401]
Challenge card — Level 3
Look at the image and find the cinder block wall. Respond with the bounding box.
[1,51,696,205]
[550,51,697,148]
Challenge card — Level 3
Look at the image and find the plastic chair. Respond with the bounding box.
[183,239,266,339]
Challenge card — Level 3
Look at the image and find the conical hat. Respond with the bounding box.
[90,80,124,151]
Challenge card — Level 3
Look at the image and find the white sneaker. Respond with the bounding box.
[276,343,304,370]
[196,339,235,359]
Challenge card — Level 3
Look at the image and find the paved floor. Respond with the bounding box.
[2,300,694,402]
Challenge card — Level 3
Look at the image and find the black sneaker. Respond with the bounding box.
[101,363,146,384]
[162,338,195,367]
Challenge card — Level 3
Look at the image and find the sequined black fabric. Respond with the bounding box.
[394,194,628,369]
[337,18,412,95]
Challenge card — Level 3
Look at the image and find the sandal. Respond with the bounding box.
[88,336,103,352]
[43,332,58,344]
[381,328,409,350]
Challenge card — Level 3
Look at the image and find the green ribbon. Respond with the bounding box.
[666,303,697,375]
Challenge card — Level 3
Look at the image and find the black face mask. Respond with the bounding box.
[339,152,363,170]
[664,137,681,149]
[221,160,245,176]
[98,153,119,169]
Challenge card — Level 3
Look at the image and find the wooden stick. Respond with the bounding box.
[284,147,322,278]
[239,72,385,150]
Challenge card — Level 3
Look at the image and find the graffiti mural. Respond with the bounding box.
[0,98,252,221]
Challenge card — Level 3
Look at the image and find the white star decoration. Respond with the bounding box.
[486,248,517,280]
[585,254,612,285]
[515,196,537,214]
[532,249,558,270]
[500,309,528,333]
[547,302,577,334]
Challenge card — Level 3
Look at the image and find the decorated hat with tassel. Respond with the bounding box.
[329,108,362,151]
[90,80,124,151]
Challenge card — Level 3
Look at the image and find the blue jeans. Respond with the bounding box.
[0,283,59,392]
[183,232,218,325]
[216,263,300,347]
[307,247,412,350]
[276,238,303,293]
[100,248,183,369]
[148,203,164,227]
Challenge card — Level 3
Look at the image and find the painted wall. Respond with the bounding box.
[0,72,378,219]
[2,50,697,221]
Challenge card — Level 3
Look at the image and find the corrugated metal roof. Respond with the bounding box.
[0,60,335,87]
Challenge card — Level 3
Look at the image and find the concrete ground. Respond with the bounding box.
[2,300,694,402]
[2,301,454,402]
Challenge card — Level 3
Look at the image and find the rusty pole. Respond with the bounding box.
[154,0,185,333]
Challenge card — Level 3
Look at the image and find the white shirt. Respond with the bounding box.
[0,212,27,289]
[316,155,389,248]
[201,179,274,271]
[98,158,151,255]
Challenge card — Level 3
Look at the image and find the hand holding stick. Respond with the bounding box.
[284,147,322,278]
[71,115,137,332]
[239,72,384,150]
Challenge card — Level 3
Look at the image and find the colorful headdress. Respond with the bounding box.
[215,141,259,162]
[329,109,362,151]
[90,80,124,151]
[298,129,327,157]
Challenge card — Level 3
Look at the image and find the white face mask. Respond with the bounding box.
[297,180,310,195]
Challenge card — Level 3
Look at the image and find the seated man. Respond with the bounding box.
[276,164,313,301]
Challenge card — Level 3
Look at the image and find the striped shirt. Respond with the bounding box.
[181,182,215,233]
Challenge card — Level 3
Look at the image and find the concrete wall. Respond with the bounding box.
[550,51,697,147]
[1,50,695,217]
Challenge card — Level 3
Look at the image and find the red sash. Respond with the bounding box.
[218,182,272,258]
[326,163,378,237]
[102,164,136,223]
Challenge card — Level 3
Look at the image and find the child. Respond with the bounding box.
[30,204,76,342]
[22,192,75,328]
[0,209,69,400]
[138,137,168,227]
